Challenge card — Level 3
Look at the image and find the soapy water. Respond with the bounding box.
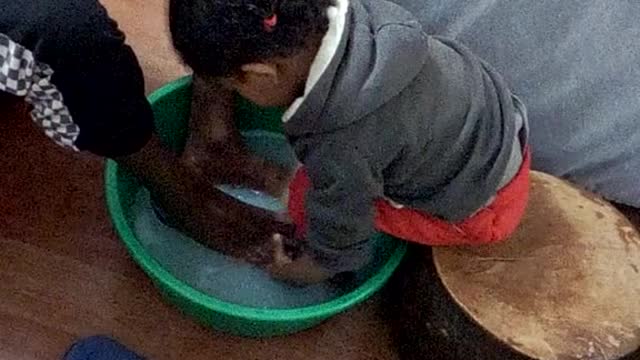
[215,185,286,213]
[132,188,341,308]
[215,130,296,214]
[130,131,392,309]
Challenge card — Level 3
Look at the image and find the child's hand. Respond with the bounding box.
[267,234,332,285]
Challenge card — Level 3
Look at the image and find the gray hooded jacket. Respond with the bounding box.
[284,0,527,272]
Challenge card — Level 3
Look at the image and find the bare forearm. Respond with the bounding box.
[113,135,295,260]
[115,135,196,209]
[189,74,241,145]
[185,74,292,194]
[184,74,256,185]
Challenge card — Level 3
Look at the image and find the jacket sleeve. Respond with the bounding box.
[299,135,382,273]
[42,1,154,158]
[1,0,153,158]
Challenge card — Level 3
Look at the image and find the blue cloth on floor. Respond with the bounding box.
[63,336,144,360]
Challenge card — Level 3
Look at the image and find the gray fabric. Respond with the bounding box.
[285,0,526,272]
[0,33,80,150]
[391,0,640,207]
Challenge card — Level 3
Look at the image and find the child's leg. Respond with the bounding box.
[288,151,530,246]
[376,150,530,246]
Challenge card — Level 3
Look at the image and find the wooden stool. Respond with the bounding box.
[394,171,640,360]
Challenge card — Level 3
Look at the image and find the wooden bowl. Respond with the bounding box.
[393,171,640,360]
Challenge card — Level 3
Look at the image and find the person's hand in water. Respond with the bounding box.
[267,234,332,285]
[116,135,296,265]
[182,74,293,198]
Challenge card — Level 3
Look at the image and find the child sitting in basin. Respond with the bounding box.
[169,0,530,284]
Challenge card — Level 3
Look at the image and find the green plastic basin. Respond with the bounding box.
[104,76,407,338]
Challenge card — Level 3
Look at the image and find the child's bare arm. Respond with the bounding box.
[183,74,292,197]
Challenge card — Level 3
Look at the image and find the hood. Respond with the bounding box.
[283,0,430,136]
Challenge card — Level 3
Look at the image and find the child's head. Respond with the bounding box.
[170,0,331,107]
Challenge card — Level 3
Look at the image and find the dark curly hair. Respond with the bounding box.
[170,0,332,77]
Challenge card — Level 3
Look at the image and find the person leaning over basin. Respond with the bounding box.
[0,0,294,264]
[3,0,638,281]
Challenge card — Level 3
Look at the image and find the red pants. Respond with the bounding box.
[288,151,531,246]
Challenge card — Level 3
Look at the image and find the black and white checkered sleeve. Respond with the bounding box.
[1,33,80,150]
